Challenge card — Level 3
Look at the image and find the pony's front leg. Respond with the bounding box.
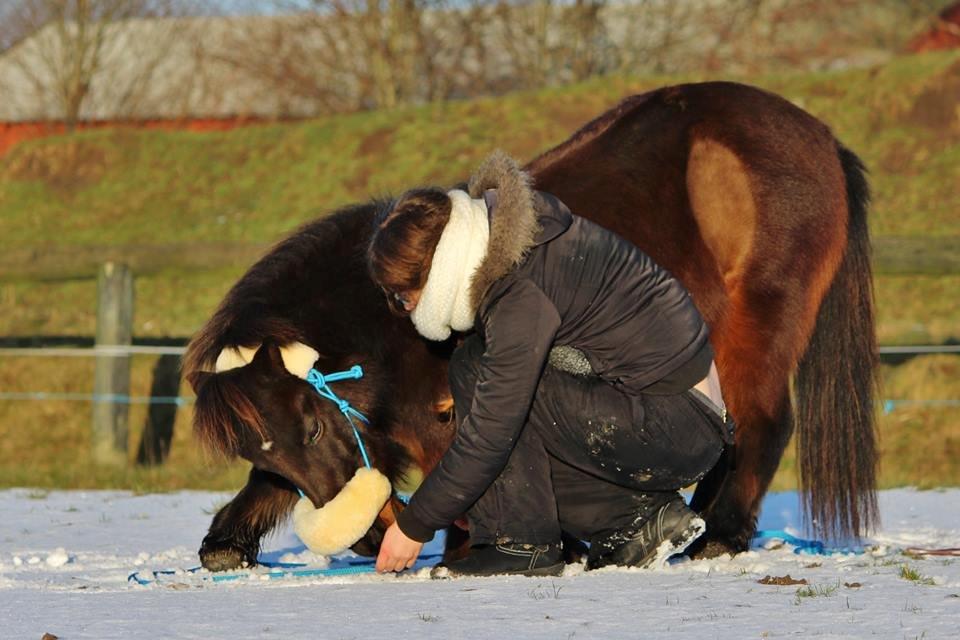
[199,466,299,571]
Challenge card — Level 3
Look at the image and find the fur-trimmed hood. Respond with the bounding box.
[466,150,570,310]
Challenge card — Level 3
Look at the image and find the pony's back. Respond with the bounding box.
[183,203,381,379]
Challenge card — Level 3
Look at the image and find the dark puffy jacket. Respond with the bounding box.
[396,153,712,542]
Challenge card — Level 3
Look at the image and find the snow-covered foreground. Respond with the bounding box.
[1,488,957,639]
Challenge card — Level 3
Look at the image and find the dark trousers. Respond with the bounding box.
[450,335,728,546]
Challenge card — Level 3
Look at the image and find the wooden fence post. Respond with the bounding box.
[92,262,133,465]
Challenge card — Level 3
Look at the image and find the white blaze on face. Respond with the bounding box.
[213,341,392,556]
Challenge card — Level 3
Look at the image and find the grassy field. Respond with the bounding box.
[2,51,959,254]
[0,50,957,491]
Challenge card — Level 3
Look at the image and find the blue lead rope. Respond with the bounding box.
[130,531,854,586]
[306,365,371,466]
[753,529,862,556]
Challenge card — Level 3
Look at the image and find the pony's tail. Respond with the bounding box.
[794,144,879,541]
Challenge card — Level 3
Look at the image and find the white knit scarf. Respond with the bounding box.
[410,189,489,341]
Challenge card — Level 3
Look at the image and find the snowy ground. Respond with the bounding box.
[1,488,958,639]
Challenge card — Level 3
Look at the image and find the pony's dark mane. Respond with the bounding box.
[183,201,385,378]
[184,200,389,459]
[193,371,267,458]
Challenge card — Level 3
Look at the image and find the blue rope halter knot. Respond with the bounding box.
[305,365,371,466]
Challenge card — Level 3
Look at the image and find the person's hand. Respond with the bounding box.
[375,522,424,573]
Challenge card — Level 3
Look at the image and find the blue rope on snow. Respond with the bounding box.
[127,560,379,585]
[129,532,856,586]
[128,554,448,585]
[752,529,862,556]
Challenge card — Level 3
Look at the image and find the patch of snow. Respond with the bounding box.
[45,548,71,567]
[0,488,957,639]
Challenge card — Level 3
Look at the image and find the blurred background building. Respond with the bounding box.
[1,0,957,154]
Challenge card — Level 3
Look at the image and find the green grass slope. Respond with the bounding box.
[1,51,958,251]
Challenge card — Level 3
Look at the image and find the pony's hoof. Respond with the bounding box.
[561,533,589,565]
[429,565,452,580]
[687,536,747,560]
[199,542,256,572]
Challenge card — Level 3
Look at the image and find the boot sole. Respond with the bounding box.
[523,561,566,577]
[431,561,565,579]
[642,515,706,569]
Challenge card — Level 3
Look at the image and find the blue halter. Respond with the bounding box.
[296,363,413,506]
[306,365,372,466]
[295,364,372,500]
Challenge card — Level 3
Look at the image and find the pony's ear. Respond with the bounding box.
[250,341,287,373]
[186,370,212,393]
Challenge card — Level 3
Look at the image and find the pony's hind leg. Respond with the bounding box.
[199,466,299,571]
[683,119,849,556]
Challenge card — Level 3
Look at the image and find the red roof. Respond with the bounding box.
[907,2,960,52]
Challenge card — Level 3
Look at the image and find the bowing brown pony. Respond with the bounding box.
[184,81,878,571]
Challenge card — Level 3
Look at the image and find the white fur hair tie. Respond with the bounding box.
[410,189,490,341]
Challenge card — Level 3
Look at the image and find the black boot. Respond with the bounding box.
[586,498,705,570]
[431,542,564,578]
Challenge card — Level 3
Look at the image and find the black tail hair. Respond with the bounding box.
[794,144,879,540]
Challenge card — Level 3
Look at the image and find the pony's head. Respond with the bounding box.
[188,340,399,556]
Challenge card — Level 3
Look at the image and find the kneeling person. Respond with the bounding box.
[368,152,733,576]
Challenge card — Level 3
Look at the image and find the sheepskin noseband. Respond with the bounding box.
[214,341,394,557]
[293,467,393,556]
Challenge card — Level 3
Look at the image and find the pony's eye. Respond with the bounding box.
[306,419,324,445]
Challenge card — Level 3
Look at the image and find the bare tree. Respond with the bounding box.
[566,0,610,81]
[695,0,949,74]
[208,0,491,114]
[484,0,615,91]
[0,2,34,53]
[0,0,198,128]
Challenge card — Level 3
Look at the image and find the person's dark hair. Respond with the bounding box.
[368,187,452,315]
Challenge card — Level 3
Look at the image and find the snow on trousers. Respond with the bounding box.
[450,334,731,546]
